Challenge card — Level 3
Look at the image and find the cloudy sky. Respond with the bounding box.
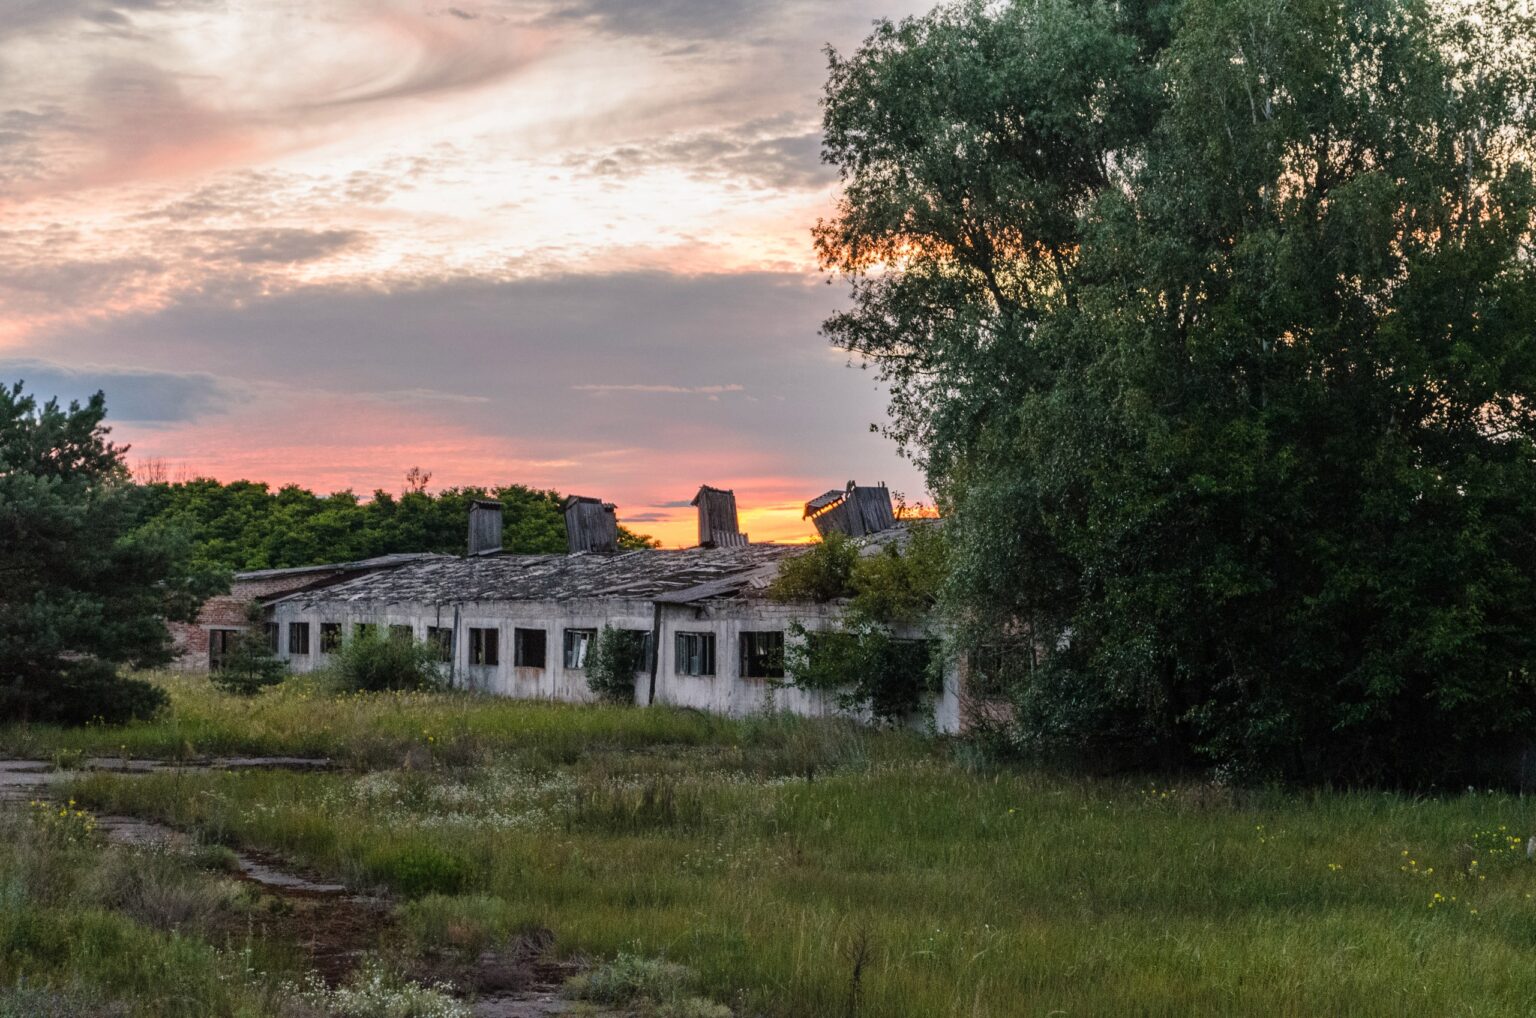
[0,0,931,545]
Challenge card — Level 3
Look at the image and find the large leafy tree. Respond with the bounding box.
[0,383,221,722]
[821,0,1536,783]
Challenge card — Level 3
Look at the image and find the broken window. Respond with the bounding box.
[514,628,547,668]
[426,626,453,662]
[740,631,785,679]
[265,623,280,653]
[563,628,596,670]
[208,629,239,671]
[319,622,342,653]
[353,622,376,640]
[288,622,310,655]
[469,627,499,667]
[389,624,413,643]
[674,631,715,677]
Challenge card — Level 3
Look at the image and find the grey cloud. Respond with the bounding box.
[0,358,238,424]
[573,121,834,191]
[0,0,211,42]
[205,228,369,265]
[134,171,291,223]
[547,0,798,41]
[301,15,538,110]
[572,383,744,395]
[28,270,917,487]
[0,106,74,184]
[0,252,163,314]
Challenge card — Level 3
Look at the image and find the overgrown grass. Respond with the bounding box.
[13,674,1536,1015]
[0,802,296,1018]
[0,671,887,769]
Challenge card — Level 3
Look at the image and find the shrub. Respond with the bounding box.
[585,624,646,704]
[88,847,233,933]
[291,960,468,1018]
[400,895,520,960]
[327,628,446,693]
[564,953,729,1018]
[210,604,288,696]
[0,660,167,726]
[565,779,706,834]
[774,526,948,724]
[767,532,857,602]
[364,843,469,898]
[786,623,941,724]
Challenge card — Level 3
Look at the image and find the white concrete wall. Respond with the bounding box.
[269,595,962,733]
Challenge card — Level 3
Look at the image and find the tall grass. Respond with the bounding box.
[15,674,1536,1015]
[58,739,1536,1016]
[0,672,841,768]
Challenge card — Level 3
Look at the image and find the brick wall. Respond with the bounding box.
[169,572,344,671]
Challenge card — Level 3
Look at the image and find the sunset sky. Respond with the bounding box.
[0,0,931,546]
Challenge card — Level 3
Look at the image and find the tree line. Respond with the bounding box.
[136,475,656,575]
[0,381,654,724]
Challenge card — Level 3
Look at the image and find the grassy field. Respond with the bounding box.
[6,674,1536,1016]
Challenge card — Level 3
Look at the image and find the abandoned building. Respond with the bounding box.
[181,482,964,732]
[168,553,447,671]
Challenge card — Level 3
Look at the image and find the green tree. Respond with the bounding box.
[774,526,948,723]
[137,478,656,572]
[821,0,1536,783]
[209,603,288,696]
[585,625,647,704]
[0,383,222,723]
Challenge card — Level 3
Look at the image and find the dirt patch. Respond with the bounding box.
[2,759,626,1015]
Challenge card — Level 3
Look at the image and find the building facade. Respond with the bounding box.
[168,554,445,671]
[265,532,963,733]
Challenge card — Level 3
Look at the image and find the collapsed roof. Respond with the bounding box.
[272,543,798,610]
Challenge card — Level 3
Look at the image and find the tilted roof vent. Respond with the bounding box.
[691,484,748,548]
[468,499,503,556]
[563,495,619,554]
[802,480,896,538]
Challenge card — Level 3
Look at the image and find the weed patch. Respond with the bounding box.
[365,843,470,898]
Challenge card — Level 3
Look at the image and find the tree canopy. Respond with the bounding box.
[821,0,1536,783]
[134,476,658,574]
[0,383,221,722]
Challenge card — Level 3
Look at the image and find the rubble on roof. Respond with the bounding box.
[234,553,449,582]
[274,543,801,610]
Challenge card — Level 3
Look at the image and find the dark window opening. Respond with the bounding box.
[389,624,413,643]
[319,622,342,653]
[353,622,376,640]
[426,626,453,662]
[892,638,940,692]
[288,622,311,655]
[563,629,596,670]
[624,629,654,669]
[969,643,1031,697]
[674,631,716,677]
[265,623,279,653]
[470,627,499,667]
[740,631,785,679]
[514,628,547,668]
[208,629,239,671]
